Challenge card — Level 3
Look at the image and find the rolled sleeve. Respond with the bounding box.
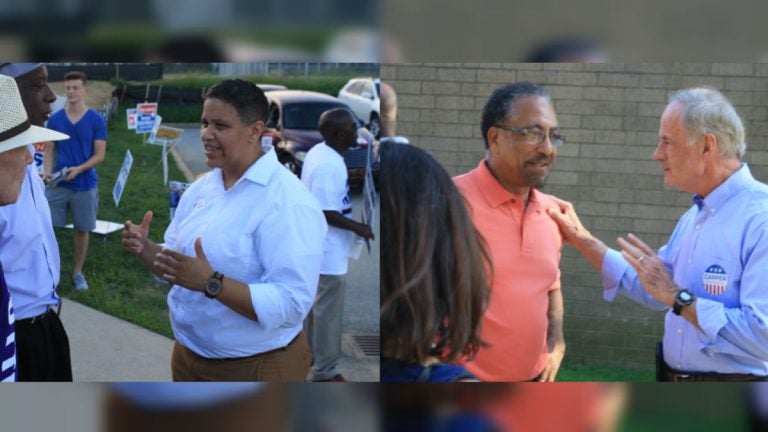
[695,297,729,342]
[696,287,768,361]
[601,249,626,302]
[697,224,768,362]
[249,203,327,330]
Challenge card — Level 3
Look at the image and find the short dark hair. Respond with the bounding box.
[64,70,87,85]
[481,81,550,148]
[380,142,491,365]
[203,79,268,124]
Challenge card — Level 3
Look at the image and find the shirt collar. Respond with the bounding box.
[217,149,279,189]
[694,162,753,210]
[476,159,539,208]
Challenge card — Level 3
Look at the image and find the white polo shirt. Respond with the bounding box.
[165,149,327,358]
[300,142,353,275]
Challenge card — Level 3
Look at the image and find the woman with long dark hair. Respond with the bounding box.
[380,142,491,382]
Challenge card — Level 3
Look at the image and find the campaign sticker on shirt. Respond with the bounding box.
[702,264,728,296]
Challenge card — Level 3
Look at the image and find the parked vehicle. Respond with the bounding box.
[257,84,288,93]
[338,77,380,138]
[265,90,378,187]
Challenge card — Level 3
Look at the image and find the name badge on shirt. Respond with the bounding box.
[702,264,728,296]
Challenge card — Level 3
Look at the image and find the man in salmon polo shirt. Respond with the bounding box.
[454,81,567,382]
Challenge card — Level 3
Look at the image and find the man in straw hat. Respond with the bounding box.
[0,63,73,381]
[0,72,68,381]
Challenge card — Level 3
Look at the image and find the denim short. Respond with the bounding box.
[45,186,98,231]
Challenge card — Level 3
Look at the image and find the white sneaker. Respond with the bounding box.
[73,272,89,291]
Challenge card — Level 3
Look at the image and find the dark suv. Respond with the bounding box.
[265,90,378,187]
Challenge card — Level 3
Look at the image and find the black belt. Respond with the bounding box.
[665,367,767,382]
[17,307,59,325]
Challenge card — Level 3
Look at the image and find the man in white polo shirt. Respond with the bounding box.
[301,108,374,382]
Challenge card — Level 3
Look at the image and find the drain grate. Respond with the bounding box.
[342,333,380,358]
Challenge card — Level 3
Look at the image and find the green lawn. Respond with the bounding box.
[619,384,749,431]
[55,107,188,338]
[558,364,656,382]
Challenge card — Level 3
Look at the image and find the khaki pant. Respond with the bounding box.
[171,332,311,382]
[103,385,285,432]
[305,274,346,380]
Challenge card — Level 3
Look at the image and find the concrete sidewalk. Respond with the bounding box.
[63,294,377,381]
[61,298,173,381]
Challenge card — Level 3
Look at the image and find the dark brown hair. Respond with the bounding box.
[380,142,491,364]
[204,79,268,125]
[63,71,87,85]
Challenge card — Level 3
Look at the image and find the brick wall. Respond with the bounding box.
[381,63,768,369]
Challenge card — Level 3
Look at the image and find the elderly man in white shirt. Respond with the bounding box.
[123,79,327,381]
[0,63,73,382]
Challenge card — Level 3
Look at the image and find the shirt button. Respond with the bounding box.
[688,259,692,264]
[677,364,682,369]
[677,328,682,334]
[695,225,701,230]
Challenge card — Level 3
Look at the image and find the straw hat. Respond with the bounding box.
[0,73,68,153]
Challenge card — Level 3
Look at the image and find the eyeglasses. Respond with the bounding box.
[495,125,565,147]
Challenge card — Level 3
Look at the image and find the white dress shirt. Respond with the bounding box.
[165,149,327,358]
[0,159,60,319]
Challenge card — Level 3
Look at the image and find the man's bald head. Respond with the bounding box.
[318,108,358,151]
[0,63,56,127]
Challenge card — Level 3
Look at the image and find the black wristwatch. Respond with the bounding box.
[672,289,695,315]
[204,271,224,299]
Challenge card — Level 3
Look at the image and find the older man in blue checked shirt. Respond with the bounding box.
[548,87,768,382]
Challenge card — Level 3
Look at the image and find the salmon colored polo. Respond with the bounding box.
[454,160,563,382]
[484,383,605,432]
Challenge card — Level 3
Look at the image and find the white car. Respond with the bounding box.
[338,77,380,137]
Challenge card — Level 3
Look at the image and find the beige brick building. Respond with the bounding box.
[381,63,768,369]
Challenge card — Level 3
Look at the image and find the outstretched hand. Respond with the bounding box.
[122,210,153,255]
[153,237,213,292]
[617,233,677,307]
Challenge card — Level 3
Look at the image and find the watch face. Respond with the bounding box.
[679,291,693,302]
[205,278,222,296]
